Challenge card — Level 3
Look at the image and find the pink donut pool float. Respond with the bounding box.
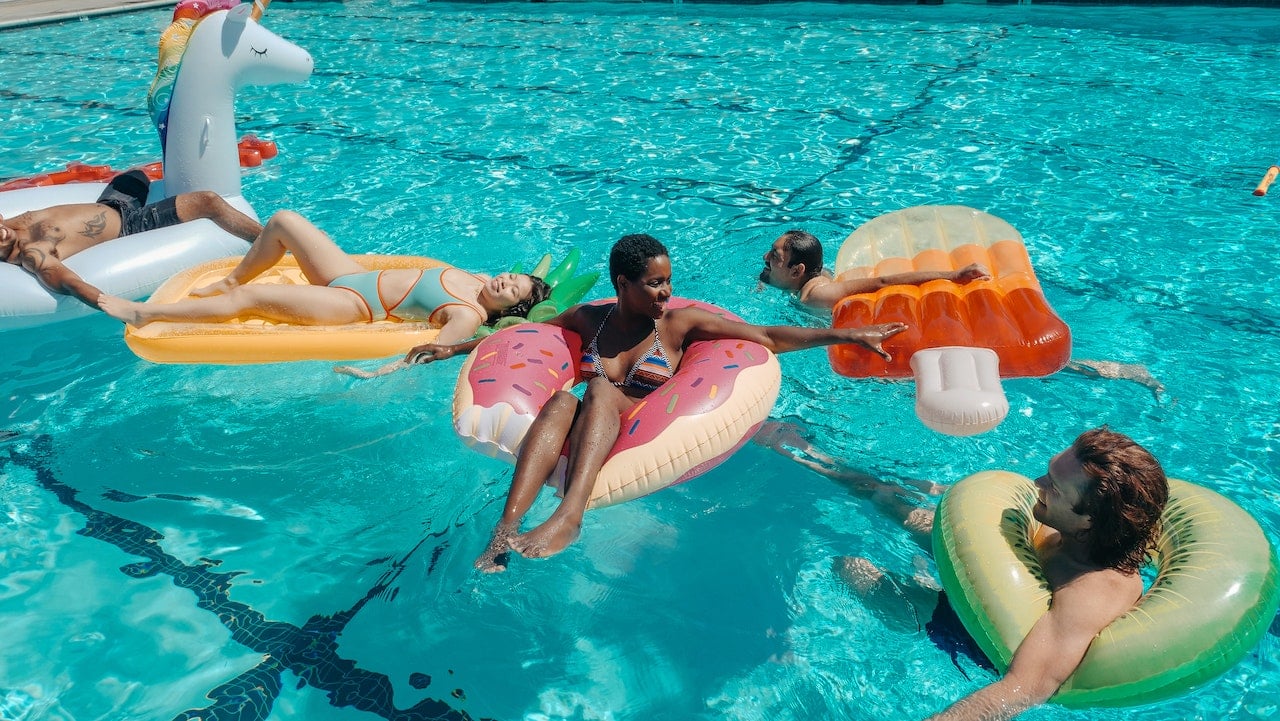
[452,298,782,508]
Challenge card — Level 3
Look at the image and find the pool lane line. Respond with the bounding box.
[7,436,494,721]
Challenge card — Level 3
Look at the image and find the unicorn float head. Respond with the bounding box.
[147,0,313,199]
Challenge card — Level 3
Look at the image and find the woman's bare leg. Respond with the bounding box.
[474,391,580,573]
[191,210,367,296]
[100,283,367,326]
[510,378,633,560]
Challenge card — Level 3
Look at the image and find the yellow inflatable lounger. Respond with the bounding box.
[124,255,446,364]
[933,470,1279,708]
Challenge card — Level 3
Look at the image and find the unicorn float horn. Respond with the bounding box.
[152,0,312,200]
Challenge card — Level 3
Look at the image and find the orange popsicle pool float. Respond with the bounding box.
[829,205,1071,378]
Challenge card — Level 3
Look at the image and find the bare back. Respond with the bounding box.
[1033,525,1143,608]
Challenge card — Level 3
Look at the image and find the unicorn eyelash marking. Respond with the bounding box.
[250,47,267,57]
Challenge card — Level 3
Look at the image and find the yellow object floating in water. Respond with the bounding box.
[933,470,1279,707]
[124,255,446,364]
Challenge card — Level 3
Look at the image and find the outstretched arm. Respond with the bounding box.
[1065,360,1165,398]
[676,307,907,360]
[19,247,103,308]
[801,263,990,309]
[403,336,484,365]
[402,303,584,365]
[336,331,483,377]
[925,575,1132,721]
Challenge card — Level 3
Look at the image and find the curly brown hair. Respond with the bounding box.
[1071,426,1169,574]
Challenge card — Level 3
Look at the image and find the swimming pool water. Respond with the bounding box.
[1,1,1278,719]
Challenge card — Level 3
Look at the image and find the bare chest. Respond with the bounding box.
[17,204,124,258]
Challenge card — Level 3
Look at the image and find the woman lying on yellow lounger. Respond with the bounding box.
[99,210,551,350]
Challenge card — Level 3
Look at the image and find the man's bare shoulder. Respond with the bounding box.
[796,275,838,310]
[1050,564,1143,623]
[4,209,38,227]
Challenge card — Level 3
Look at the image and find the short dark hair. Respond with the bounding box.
[486,274,553,324]
[609,233,669,291]
[779,229,823,279]
[1072,426,1169,574]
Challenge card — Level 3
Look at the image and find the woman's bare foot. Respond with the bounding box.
[509,513,580,559]
[97,295,147,325]
[474,521,518,574]
[853,322,908,362]
[190,278,238,298]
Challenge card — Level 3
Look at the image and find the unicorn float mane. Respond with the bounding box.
[148,0,309,199]
[147,0,272,150]
[148,0,240,148]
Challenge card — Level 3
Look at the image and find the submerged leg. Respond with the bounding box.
[1067,359,1165,399]
[474,390,580,573]
[509,378,633,560]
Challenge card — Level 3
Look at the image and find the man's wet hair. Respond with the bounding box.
[1071,426,1169,574]
[486,275,552,324]
[780,229,823,279]
[609,233,669,290]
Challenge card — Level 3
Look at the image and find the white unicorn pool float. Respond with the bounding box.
[0,0,312,330]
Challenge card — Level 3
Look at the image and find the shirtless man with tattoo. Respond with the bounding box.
[0,169,261,307]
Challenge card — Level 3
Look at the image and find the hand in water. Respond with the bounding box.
[333,359,410,379]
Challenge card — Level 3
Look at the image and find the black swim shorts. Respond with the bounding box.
[95,169,182,237]
[927,591,995,674]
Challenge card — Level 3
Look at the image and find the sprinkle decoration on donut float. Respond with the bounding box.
[934,471,1279,707]
[453,298,782,508]
[829,205,1071,379]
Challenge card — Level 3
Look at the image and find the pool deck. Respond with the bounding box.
[0,0,169,29]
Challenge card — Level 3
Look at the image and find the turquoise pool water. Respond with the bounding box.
[2,1,1278,719]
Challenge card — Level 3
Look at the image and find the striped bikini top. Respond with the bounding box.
[578,304,674,396]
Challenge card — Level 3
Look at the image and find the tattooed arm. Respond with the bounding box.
[19,246,104,308]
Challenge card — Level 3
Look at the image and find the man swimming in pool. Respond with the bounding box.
[756,229,1166,398]
[836,427,1168,720]
[757,228,990,310]
[0,169,261,308]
